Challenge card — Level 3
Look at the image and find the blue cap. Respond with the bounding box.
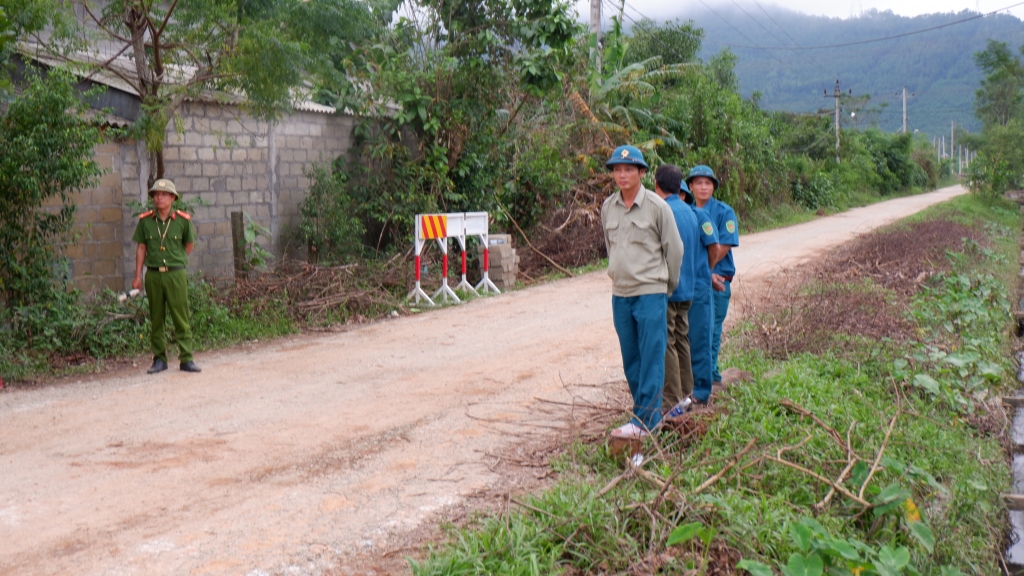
[605,145,649,170]
[680,180,694,204]
[686,164,719,190]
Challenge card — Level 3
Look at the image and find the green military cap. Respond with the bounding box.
[149,179,180,199]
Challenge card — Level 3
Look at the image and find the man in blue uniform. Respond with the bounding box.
[686,165,739,390]
[601,146,684,439]
[652,165,697,416]
[680,179,723,407]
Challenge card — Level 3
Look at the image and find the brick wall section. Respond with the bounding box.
[158,103,355,279]
[67,104,356,291]
[62,142,126,292]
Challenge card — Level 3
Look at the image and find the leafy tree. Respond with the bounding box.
[16,0,389,185]
[707,49,739,93]
[339,0,579,238]
[586,19,690,156]
[973,40,1024,127]
[0,6,14,90]
[622,18,703,67]
[0,68,103,306]
[969,119,1024,196]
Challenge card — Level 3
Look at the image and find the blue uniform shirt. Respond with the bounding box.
[690,204,718,286]
[665,194,698,302]
[704,198,738,277]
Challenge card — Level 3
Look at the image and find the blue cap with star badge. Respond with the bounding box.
[605,145,649,170]
[685,164,719,190]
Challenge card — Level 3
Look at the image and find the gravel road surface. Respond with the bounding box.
[0,185,967,576]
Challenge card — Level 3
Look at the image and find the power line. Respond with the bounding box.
[715,0,1024,50]
[612,0,819,55]
[608,0,780,70]
[726,0,834,80]
[748,0,835,78]
[679,0,795,70]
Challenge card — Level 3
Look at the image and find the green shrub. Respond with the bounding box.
[0,274,294,380]
[0,67,103,307]
[296,161,366,263]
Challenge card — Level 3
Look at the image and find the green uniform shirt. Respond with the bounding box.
[132,211,196,268]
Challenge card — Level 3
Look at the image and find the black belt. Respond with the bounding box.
[148,266,184,272]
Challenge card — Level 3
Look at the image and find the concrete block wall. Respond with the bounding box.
[62,142,127,292]
[68,103,356,292]
[159,103,356,279]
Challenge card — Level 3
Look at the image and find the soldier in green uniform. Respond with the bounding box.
[131,179,202,374]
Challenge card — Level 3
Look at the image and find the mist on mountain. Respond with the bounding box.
[629,5,1024,136]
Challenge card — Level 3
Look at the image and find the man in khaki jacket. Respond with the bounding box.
[601,145,684,439]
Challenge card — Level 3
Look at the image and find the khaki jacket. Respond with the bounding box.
[601,186,684,297]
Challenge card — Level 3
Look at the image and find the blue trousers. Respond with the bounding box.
[612,294,667,430]
[711,280,731,383]
[688,286,714,402]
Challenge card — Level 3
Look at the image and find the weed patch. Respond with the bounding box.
[0,274,295,383]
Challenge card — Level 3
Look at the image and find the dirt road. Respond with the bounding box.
[0,185,966,576]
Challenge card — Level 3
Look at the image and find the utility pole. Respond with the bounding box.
[950,121,955,163]
[589,0,601,70]
[897,86,914,134]
[826,79,842,164]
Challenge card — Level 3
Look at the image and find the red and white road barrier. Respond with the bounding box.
[466,212,500,296]
[407,211,499,306]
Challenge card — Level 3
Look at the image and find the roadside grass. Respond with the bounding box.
[0,275,297,383]
[409,193,1017,576]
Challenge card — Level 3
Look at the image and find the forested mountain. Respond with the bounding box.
[652,5,1024,137]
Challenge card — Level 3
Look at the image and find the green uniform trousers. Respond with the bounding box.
[145,269,194,363]
[664,300,693,407]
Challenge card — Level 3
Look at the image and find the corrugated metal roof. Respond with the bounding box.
[82,108,133,127]
[18,43,338,115]
[292,100,337,114]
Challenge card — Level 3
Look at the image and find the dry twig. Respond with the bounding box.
[858,408,900,501]
[765,455,872,507]
[778,398,846,450]
[693,438,757,495]
[498,205,574,277]
[815,420,859,511]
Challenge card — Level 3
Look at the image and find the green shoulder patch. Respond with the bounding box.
[726,220,736,234]
[702,222,714,236]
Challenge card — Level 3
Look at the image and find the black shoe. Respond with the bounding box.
[147,359,168,374]
[179,361,202,373]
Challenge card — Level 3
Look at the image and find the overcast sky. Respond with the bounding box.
[572,0,1024,25]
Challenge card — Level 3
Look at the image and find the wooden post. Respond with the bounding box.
[231,211,245,281]
[1002,493,1024,510]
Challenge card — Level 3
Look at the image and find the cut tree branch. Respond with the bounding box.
[498,205,574,277]
[766,455,872,508]
[693,438,757,495]
[778,398,847,452]
[858,409,900,500]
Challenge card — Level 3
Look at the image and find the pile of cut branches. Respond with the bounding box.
[229,258,410,324]
[517,173,616,278]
